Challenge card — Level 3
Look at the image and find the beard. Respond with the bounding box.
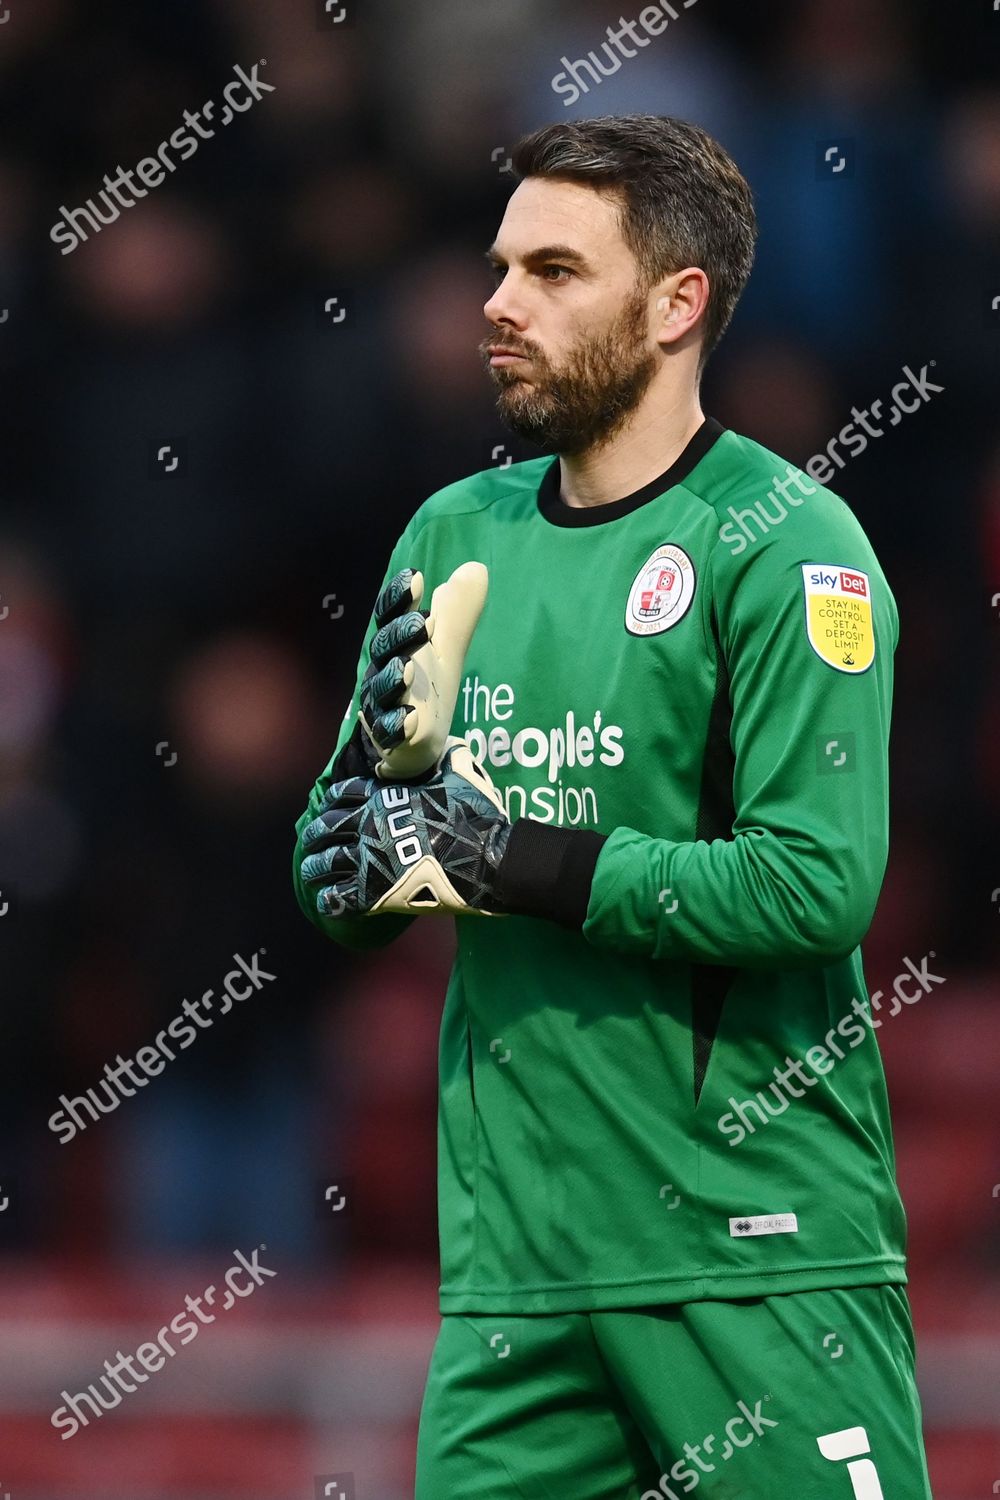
[478,289,659,456]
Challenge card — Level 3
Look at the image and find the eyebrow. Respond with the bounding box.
[485,243,592,270]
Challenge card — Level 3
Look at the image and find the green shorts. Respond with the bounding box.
[415,1283,931,1499]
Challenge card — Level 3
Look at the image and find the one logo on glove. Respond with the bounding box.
[381,784,423,866]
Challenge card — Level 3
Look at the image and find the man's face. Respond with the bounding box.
[479,177,660,455]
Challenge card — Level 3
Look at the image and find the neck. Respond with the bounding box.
[557,388,705,509]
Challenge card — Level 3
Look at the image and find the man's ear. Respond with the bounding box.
[654,267,710,349]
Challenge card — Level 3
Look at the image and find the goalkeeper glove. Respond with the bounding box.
[299,736,514,917]
[359,562,488,781]
[357,566,427,768]
[321,565,430,786]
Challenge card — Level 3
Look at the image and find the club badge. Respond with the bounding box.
[625,543,697,637]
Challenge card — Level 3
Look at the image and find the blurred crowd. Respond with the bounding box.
[0,0,996,1313]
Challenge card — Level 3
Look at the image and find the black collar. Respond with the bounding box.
[537,416,726,527]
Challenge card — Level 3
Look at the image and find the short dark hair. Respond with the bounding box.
[510,114,757,366]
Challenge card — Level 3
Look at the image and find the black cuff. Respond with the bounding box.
[494,819,609,929]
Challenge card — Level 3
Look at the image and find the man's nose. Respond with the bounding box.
[483,274,525,327]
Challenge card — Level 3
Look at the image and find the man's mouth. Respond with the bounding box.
[488,346,530,365]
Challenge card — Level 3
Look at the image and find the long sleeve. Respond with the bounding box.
[497,503,897,970]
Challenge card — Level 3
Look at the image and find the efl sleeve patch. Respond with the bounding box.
[801,565,875,673]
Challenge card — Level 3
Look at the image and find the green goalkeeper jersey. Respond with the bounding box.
[293,417,908,1314]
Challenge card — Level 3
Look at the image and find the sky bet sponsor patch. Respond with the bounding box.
[801,565,875,674]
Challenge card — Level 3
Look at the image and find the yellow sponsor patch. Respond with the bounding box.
[801,564,875,673]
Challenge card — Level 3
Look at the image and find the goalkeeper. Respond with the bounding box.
[293,114,931,1499]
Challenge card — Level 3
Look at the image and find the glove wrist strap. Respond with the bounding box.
[494,820,608,929]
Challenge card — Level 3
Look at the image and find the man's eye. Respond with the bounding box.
[541,265,572,284]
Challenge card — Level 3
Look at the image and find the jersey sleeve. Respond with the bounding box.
[580,505,898,968]
[292,516,424,951]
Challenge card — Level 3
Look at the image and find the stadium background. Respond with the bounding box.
[0,0,998,1494]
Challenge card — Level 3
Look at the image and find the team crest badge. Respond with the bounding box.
[801,564,875,674]
[625,544,696,637]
